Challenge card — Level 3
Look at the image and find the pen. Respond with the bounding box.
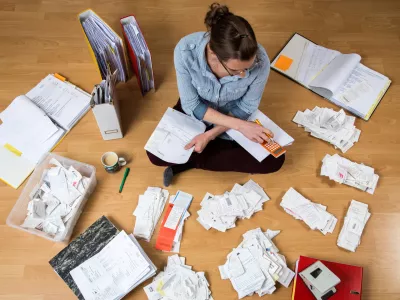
[119,168,130,193]
[254,119,274,143]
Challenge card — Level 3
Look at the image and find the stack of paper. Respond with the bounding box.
[26,74,91,131]
[292,106,361,153]
[21,158,90,237]
[196,179,270,232]
[70,230,157,300]
[144,254,212,300]
[155,191,193,253]
[133,187,169,242]
[219,228,295,298]
[281,188,337,235]
[337,200,371,252]
[80,10,128,82]
[321,154,379,194]
[121,16,154,95]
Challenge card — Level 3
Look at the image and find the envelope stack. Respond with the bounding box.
[337,200,371,252]
[144,254,213,300]
[21,158,91,235]
[292,107,361,153]
[219,228,295,298]
[321,154,379,194]
[281,188,337,235]
[196,179,270,232]
[133,187,169,242]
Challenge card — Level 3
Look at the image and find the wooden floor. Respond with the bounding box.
[1,0,400,299]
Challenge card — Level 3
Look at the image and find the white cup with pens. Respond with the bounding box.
[101,152,127,173]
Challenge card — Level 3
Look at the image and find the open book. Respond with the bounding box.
[0,74,91,188]
[271,33,391,121]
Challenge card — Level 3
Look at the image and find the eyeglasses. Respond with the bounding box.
[215,53,259,77]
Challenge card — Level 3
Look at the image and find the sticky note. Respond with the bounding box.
[274,55,293,71]
[4,143,22,156]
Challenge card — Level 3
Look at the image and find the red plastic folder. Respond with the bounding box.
[120,15,154,95]
[292,256,363,300]
[155,203,178,251]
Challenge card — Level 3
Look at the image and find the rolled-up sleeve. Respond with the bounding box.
[229,60,270,120]
[174,44,208,120]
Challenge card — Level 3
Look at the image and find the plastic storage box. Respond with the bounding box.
[6,153,97,243]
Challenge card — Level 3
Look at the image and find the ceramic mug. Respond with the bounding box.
[101,152,127,173]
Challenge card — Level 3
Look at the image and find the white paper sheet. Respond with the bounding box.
[145,108,206,164]
[227,110,294,162]
[70,231,153,300]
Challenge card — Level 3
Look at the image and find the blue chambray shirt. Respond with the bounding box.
[174,32,270,122]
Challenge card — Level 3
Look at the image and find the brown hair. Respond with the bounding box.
[204,3,258,61]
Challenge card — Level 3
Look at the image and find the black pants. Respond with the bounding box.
[146,100,285,174]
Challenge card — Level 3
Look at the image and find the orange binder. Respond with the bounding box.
[292,256,363,300]
[120,15,155,95]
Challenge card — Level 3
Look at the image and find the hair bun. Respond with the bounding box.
[204,3,232,30]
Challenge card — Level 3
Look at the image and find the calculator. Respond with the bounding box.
[260,139,286,158]
[254,119,286,158]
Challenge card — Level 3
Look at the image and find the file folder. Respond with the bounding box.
[121,15,155,95]
[78,9,130,83]
[0,74,91,189]
[292,255,363,300]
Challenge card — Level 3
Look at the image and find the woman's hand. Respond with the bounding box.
[185,132,212,153]
[238,120,274,143]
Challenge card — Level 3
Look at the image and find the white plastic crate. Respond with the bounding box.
[6,153,97,243]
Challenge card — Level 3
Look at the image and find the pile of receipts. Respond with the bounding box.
[321,154,379,194]
[293,107,361,153]
[281,188,337,235]
[337,200,371,252]
[219,228,295,298]
[133,187,169,242]
[22,158,91,236]
[144,254,212,300]
[196,180,270,232]
[155,191,193,253]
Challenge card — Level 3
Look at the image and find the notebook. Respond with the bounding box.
[227,110,294,162]
[292,255,363,300]
[121,15,155,95]
[271,33,391,121]
[78,9,130,83]
[0,74,91,189]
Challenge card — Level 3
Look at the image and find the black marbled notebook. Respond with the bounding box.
[49,216,119,299]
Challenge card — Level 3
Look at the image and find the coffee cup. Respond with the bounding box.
[101,152,127,173]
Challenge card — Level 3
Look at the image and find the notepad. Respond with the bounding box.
[271,33,391,121]
[227,110,294,162]
[0,74,90,189]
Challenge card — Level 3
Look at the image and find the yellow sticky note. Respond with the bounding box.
[275,55,293,71]
[4,143,22,156]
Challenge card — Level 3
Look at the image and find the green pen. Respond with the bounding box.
[119,167,130,193]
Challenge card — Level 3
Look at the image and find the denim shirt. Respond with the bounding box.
[174,32,270,122]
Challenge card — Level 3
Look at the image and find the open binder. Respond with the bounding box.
[0,74,91,189]
[271,33,391,121]
[78,9,130,83]
[121,15,155,95]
